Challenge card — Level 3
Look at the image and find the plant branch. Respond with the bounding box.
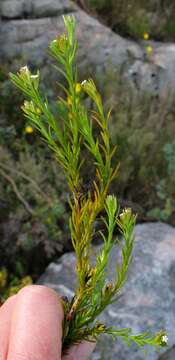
[0,168,34,215]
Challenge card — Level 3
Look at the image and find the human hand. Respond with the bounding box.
[0,285,96,360]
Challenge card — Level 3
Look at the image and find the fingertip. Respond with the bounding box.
[0,294,17,359]
[17,284,64,319]
[7,285,64,360]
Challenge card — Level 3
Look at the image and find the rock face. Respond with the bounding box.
[158,345,175,360]
[0,9,141,67]
[1,0,175,95]
[0,0,76,18]
[38,222,175,360]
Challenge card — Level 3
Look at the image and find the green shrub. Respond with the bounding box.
[94,68,175,222]
[0,266,33,304]
[148,140,175,221]
[126,9,150,39]
[75,0,175,40]
[88,0,109,11]
[0,138,70,286]
[0,61,71,280]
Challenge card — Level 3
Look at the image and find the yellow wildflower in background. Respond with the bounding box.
[143,32,149,40]
[25,125,34,134]
[146,45,153,55]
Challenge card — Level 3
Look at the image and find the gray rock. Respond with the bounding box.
[0,10,141,66]
[158,345,175,360]
[1,2,175,96]
[38,222,175,360]
[1,0,26,18]
[0,0,77,18]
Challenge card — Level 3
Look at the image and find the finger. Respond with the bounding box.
[62,340,96,360]
[0,295,17,360]
[7,285,64,360]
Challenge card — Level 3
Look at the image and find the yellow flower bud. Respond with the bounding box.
[96,323,106,332]
[67,96,73,106]
[143,32,149,40]
[146,45,153,55]
[36,107,41,114]
[25,125,34,134]
[75,83,82,94]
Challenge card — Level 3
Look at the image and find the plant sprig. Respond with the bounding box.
[10,15,168,356]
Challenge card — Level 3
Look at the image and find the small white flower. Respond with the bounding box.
[81,80,87,86]
[30,74,39,79]
[23,100,29,107]
[119,208,132,223]
[120,208,130,217]
[162,335,168,344]
[20,65,29,74]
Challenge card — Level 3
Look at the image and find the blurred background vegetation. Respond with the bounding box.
[75,0,175,40]
[0,0,175,301]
